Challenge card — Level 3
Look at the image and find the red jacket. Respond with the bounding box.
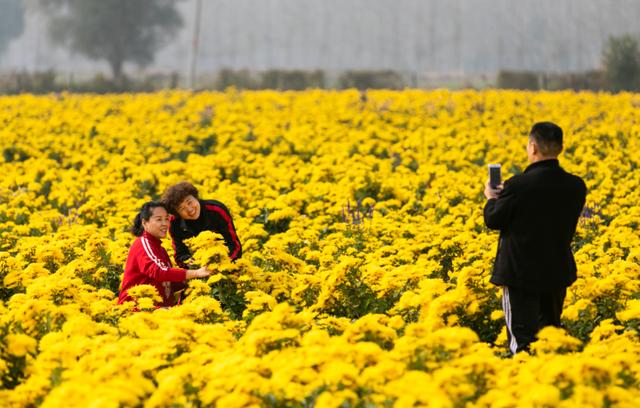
[118,231,187,307]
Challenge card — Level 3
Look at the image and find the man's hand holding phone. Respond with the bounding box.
[484,164,503,199]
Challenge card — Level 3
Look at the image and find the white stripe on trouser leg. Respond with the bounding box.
[503,287,518,354]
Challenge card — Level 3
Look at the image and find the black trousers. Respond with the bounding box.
[502,285,566,354]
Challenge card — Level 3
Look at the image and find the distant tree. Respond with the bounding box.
[0,0,25,58]
[38,0,183,84]
[602,34,640,92]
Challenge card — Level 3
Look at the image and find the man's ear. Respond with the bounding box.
[530,140,539,156]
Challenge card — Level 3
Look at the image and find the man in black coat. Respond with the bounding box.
[484,122,587,354]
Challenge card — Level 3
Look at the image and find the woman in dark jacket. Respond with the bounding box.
[161,182,242,268]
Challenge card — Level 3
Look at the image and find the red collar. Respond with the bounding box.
[142,231,162,245]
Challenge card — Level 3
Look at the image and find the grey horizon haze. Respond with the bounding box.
[1,0,639,78]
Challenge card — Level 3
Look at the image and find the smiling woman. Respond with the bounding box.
[118,201,212,308]
[161,181,243,268]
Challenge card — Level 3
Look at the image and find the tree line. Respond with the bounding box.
[1,0,640,93]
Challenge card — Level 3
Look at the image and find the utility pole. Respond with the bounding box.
[453,0,462,74]
[429,0,437,71]
[188,0,203,89]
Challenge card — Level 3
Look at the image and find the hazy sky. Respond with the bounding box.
[2,0,640,77]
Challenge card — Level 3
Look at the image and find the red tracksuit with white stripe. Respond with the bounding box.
[169,199,242,268]
[118,231,187,307]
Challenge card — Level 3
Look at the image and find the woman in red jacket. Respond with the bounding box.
[118,201,212,307]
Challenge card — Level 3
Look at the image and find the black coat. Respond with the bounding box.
[484,159,586,292]
[169,199,242,268]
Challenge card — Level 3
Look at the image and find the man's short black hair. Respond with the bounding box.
[530,122,563,157]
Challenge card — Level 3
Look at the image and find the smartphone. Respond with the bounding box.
[488,164,501,188]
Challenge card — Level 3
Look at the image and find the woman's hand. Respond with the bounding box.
[186,267,212,279]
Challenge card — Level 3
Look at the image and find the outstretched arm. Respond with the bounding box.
[137,237,187,282]
[205,202,243,260]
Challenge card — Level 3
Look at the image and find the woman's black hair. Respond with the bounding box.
[131,201,166,236]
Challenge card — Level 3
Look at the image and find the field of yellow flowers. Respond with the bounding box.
[0,89,639,407]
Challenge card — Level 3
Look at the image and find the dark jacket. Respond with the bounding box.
[484,159,586,292]
[169,199,242,268]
